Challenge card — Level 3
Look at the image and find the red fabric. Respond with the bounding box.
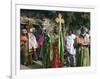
[52,38,60,68]
[52,47,59,68]
[54,31,58,35]
[53,40,58,46]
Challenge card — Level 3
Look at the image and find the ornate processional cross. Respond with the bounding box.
[55,13,64,32]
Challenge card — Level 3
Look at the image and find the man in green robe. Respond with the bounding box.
[42,27,60,68]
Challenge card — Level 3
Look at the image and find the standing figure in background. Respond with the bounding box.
[65,30,76,67]
[42,29,50,68]
[76,27,90,66]
[50,27,59,68]
[28,28,38,62]
[20,29,28,65]
[36,32,44,60]
[42,17,52,68]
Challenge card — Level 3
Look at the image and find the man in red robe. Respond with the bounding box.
[49,28,60,68]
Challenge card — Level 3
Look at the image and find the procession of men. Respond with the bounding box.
[20,10,90,69]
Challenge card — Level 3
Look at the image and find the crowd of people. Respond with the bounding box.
[20,13,90,69]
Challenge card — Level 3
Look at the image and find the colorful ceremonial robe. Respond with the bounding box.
[36,35,44,46]
[20,35,28,65]
[36,35,44,59]
[42,32,59,68]
[76,34,90,66]
[49,32,59,68]
[50,31,64,67]
[50,31,65,67]
[42,34,50,68]
[42,31,64,68]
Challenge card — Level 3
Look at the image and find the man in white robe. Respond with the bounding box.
[28,28,38,61]
[65,30,76,67]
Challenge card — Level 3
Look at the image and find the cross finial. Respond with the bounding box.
[55,13,64,32]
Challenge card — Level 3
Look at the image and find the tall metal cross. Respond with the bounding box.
[56,13,64,32]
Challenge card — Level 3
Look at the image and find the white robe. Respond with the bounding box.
[65,34,76,55]
[28,33,38,49]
